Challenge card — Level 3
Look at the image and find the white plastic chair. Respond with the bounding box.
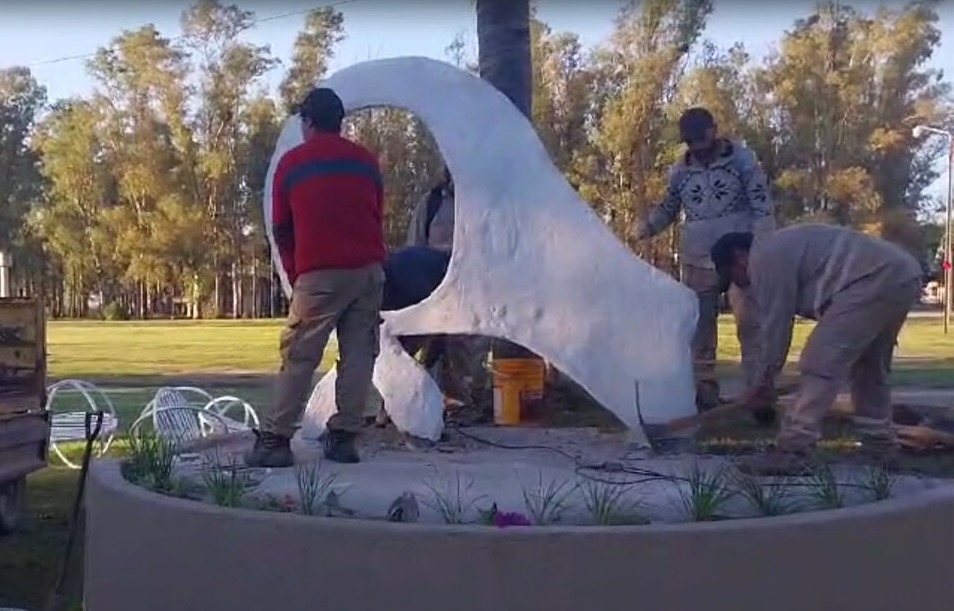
[202,395,260,433]
[129,404,232,454]
[46,379,120,469]
[136,386,259,447]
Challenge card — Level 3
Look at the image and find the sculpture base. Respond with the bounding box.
[88,441,954,611]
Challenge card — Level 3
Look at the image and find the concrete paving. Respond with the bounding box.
[177,427,950,526]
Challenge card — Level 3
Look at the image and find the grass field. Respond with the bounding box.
[1,316,952,610]
[37,316,954,430]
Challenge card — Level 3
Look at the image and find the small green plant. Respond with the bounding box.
[733,474,797,517]
[422,471,486,524]
[678,463,735,522]
[857,465,898,502]
[577,477,647,525]
[124,430,176,493]
[806,460,845,509]
[520,472,576,525]
[296,461,340,516]
[200,453,255,508]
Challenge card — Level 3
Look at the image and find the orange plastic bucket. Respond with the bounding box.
[491,358,546,425]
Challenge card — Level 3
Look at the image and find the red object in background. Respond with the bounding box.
[944,260,953,271]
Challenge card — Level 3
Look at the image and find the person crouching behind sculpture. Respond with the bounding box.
[406,167,491,416]
[245,87,386,468]
[633,107,775,419]
[711,224,922,476]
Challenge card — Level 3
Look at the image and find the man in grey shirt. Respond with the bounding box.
[634,108,775,416]
[712,225,922,475]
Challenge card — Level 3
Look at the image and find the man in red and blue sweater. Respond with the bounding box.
[246,87,386,467]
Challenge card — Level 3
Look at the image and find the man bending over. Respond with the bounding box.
[711,224,922,475]
[246,88,386,467]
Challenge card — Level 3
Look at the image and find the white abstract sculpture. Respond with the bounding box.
[263,57,698,445]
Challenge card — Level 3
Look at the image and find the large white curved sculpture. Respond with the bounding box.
[263,57,698,445]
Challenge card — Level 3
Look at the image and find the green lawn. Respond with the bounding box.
[47,315,953,382]
[38,316,953,430]
[1,316,951,610]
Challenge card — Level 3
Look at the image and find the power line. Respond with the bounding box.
[21,0,364,69]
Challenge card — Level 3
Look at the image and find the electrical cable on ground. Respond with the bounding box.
[446,423,690,485]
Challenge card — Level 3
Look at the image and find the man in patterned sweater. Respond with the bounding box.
[634,107,775,416]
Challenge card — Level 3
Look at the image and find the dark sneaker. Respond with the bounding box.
[244,430,294,468]
[323,429,361,464]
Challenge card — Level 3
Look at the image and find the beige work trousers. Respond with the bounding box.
[682,265,761,398]
[777,278,920,450]
[263,265,384,438]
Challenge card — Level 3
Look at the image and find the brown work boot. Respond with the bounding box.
[244,430,294,468]
[323,429,361,464]
[735,446,814,477]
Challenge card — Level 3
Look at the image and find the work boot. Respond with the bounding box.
[244,430,294,468]
[323,429,361,464]
[735,447,814,477]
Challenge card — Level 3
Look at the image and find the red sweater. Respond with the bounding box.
[272,134,386,284]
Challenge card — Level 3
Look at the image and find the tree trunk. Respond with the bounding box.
[477,0,532,117]
[476,0,540,362]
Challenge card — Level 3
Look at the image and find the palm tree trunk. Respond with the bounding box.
[476,0,540,363]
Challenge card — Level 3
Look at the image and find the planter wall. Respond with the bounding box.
[86,461,954,611]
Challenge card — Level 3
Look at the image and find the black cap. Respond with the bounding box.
[679,107,715,142]
[297,88,345,131]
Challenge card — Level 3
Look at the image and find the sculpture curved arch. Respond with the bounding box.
[264,57,698,444]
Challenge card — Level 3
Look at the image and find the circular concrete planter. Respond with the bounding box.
[87,460,954,611]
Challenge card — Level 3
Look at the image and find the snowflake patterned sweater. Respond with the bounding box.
[643,139,775,269]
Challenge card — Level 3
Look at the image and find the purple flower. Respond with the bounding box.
[493,511,532,528]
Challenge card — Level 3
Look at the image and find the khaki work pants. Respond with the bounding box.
[263,265,385,438]
[777,279,920,451]
[682,265,760,400]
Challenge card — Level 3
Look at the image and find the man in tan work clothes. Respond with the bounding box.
[245,88,386,467]
[634,108,775,418]
[406,168,490,414]
[711,225,923,475]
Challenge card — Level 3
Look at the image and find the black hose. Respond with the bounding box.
[44,410,104,611]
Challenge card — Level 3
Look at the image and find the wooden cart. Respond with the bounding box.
[0,296,49,535]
